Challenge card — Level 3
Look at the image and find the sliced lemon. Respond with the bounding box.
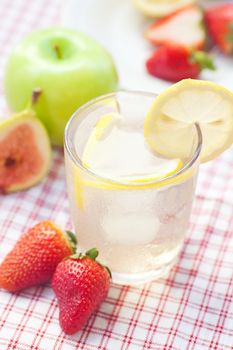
[133,0,196,18]
[74,168,84,209]
[82,112,122,168]
[75,108,193,208]
[144,79,233,163]
[82,157,186,191]
[75,112,121,208]
[109,158,183,183]
[75,163,191,207]
[82,112,184,185]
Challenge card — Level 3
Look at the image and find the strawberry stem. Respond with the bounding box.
[65,231,77,253]
[85,248,98,260]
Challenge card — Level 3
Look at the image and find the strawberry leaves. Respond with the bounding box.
[189,50,216,71]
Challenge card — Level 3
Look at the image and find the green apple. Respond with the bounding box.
[4,27,118,145]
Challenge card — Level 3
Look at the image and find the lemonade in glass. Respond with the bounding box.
[64,90,202,284]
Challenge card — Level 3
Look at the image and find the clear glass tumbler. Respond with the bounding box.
[64,91,202,285]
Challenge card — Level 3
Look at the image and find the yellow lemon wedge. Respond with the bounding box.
[133,0,196,18]
[144,79,233,163]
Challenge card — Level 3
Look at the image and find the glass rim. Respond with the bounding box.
[64,90,203,187]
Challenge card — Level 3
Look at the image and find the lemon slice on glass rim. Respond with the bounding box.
[133,0,196,17]
[144,79,233,163]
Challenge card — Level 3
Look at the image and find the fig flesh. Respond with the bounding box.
[0,110,51,193]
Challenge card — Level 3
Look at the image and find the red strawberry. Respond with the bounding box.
[146,45,215,82]
[0,221,76,292]
[205,3,233,54]
[52,248,111,335]
[145,5,205,49]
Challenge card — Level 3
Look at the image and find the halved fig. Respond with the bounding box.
[0,110,51,193]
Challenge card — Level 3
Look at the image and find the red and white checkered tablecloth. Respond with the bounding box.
[0,1,233,349]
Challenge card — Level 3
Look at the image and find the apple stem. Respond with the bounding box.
[53,43,62,59]
[32,88,42,106]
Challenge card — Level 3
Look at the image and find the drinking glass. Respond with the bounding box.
[64,91,202,285]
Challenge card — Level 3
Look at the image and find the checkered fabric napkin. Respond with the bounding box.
[0,1,233,349]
